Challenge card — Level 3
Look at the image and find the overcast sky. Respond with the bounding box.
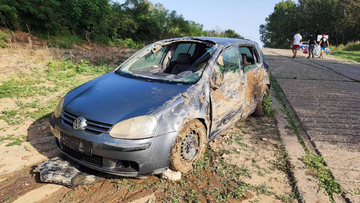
[117,0,284,47]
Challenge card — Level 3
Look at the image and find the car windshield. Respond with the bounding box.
[117,41,216,84]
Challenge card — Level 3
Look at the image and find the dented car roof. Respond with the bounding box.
[158,37,258,47]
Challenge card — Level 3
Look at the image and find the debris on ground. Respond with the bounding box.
[129,193,156,203]
[161,169,182,181]
[36,157,102,187]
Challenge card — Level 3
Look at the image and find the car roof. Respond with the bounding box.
[159,37,259,48]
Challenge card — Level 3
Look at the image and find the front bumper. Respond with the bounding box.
[50,113,178,177]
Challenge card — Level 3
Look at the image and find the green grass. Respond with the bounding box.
[6,137,26,146]
[0,134,27,146]
[0,134,16,142]
[34,33,85,49]
[0,109,23,125]
[330,41,360,63]
[0,57,114,125]
[331,51,360,63]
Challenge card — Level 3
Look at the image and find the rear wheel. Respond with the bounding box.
[169,120,207,173]
[252,86,270,117]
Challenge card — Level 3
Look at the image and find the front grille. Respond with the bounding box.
[62,111,113,134]
[62,144,103,167]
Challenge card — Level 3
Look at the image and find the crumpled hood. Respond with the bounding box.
[64,72,190,124]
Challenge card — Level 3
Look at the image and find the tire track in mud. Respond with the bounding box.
[0,165,47,202]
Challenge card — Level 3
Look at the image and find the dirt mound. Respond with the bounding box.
[0,30,134,75]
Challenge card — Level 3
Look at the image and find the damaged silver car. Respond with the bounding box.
[50,37,270,176]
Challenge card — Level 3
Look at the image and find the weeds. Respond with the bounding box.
[0,134,15,143]
[206,187,248,202]
[272,150,290,173]
[232,165,252,178]
[270,75,282,103]
[0,30,8,48]
[301,153,341,194]
[6,137,26,146]
[1,134,27,146]
[184,189,200,202]
[254,183,273,195]
[262,94,276,117]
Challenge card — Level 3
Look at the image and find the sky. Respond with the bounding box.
[117,0,284,47]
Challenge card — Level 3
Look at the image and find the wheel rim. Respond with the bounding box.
[180,131,198,161]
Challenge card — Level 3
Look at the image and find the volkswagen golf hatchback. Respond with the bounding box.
[50,37,270,176]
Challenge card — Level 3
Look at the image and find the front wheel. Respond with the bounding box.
[169,120,207,173]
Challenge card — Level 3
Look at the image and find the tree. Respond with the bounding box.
[260,0,360,47]
[223,29,243,39]
[259,0,298,48]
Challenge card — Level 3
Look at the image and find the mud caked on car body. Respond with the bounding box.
[50,37,270,176]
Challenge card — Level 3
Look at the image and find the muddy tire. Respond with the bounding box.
[169,120,207,173]
[252,86,270,117]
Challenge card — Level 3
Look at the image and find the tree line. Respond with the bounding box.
[0,0,243,45]
[260,0,360,48]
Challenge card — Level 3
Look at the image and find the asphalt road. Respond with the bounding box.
[263,49,360,202]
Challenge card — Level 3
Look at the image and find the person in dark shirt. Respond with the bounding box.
[307,33,317,58]
[318,34,330,59]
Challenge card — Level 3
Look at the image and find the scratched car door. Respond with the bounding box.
[239,46,264,115]
[209,46,246,138]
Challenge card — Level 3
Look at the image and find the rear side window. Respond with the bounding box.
[239,46,260,71]
[171,43,196,62]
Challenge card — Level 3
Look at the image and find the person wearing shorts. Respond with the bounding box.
[292,31,302,58]
[318,34,329,59]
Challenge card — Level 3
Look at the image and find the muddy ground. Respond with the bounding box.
[0,37,295,203]
[0,116,296,203]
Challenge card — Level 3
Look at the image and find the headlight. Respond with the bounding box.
[54,97,65,118]
[109,116,157,139]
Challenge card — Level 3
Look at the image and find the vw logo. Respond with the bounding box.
[73,116,87,131]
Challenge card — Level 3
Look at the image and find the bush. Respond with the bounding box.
[112,38,143,49]
[330,41,360,52]
[344,41,360,51]
[0,0,239,49]
[0,30,8,48]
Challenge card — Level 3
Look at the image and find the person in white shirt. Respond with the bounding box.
[292,31,302,58]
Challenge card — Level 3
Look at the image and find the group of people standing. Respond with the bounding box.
[291,31,330,59]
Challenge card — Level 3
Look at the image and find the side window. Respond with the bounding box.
[216,46,240,74]
[171,43,196,62]
[239,46,260,72]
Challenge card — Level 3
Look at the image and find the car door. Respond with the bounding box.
[239,46,264,113]
[209,46,246,138]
